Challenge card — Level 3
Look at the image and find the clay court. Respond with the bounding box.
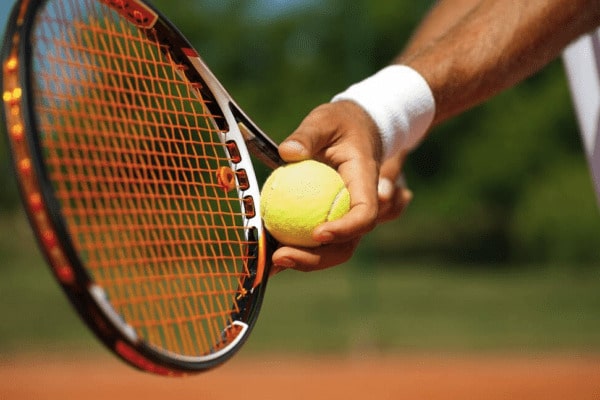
[2,353,600,399]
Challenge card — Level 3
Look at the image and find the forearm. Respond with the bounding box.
[400,0,600,125]
[400,0,481,61]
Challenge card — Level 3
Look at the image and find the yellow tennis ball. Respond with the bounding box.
[260,160,351,247]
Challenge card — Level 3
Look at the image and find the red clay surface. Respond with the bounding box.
[2,353,600,399]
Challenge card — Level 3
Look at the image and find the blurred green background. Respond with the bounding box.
[1,0,599,358]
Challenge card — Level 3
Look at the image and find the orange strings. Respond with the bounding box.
[33,0,252,357]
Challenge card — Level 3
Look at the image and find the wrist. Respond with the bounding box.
[331,65,435,158]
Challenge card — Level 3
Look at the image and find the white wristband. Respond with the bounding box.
[331,65,435,158]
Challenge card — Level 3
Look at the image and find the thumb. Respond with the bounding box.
[278,137,311,162]
[278,104,338,163]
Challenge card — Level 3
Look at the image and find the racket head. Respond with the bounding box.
[2,0,273,375]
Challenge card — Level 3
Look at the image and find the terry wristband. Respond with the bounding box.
[331,65,436,158]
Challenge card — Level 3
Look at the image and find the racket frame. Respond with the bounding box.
[2,0,282,375]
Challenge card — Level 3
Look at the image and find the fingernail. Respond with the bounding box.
[377,177,394,200]
[315,230,334,243]
[281,139,305,152]
[280,140,308,160]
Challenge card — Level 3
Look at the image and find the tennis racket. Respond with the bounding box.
[1,0,284,375]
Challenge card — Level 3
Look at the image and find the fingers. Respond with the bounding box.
[270,238,361,275]
[268,176,411,276]
[377,176,395,201]
[377,178,413,223]
[278,102,382,245]
[279,101,381,164]
[312,154,379,243]
[374,152,412,222]
[268,101,384,273]
[278,105,337,163]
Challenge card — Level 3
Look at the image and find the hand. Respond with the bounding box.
[376,152,414,225]
[269,100,382,274]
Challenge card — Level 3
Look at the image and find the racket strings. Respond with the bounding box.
[31,0,253,356]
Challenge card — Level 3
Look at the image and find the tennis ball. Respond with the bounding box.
[260,160,350,247]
